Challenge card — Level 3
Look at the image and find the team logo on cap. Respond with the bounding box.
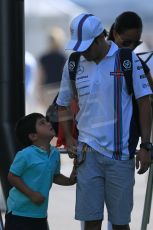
[70,27,74,36]
[123,60,131,69]
[69,61,75,72]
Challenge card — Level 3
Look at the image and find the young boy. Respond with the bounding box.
[4,113,76,230]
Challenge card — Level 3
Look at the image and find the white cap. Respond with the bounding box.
[66,13,104,52]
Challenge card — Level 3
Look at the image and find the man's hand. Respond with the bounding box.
[66,136,77,159]
[136,148,151,174]
[29,191,45,205]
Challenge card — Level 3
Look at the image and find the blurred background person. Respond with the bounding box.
[25,51,39,114]
[37,27,67,114]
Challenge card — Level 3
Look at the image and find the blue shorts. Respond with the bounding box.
[75,143,135,225]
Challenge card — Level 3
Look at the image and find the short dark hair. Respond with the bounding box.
[103,29,108,37]
[15,113,44,148]
[108,11,143,41]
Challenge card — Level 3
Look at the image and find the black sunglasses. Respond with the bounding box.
[122,40,143,48]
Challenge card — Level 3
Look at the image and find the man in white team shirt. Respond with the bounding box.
[56,13,152,230]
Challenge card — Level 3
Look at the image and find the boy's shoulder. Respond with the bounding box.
[16,145,36,157]
[50,146,60,158]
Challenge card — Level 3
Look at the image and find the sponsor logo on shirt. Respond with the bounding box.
[69,61,75,72]
[77,75,88,80]
[135,59,140,63]
[110,71,124,77]
[137,65,143,70]
[140,74,146,79]
[123,60,132,70]
[143,83,150,88]
[77,65,84,75]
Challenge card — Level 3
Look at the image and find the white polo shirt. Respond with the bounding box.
[57,42,152,160]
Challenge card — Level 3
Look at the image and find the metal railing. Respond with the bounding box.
[141,162,153,230]
[0,211,4,230]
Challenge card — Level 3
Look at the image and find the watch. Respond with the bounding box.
[140,142,152,151]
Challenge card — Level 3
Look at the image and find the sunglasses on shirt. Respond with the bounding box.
[121,39,143,48]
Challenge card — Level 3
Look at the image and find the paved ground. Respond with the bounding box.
[1,154,153,230]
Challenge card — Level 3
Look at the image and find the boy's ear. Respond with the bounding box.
[28,133,37,142]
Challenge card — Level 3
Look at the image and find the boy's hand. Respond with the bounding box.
[69,165,77,185]
[30,191,45,205]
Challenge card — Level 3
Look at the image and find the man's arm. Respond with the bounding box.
[147,72,153,92]
[136,95,152,174]
[58,106,73,139]
[58,105,77,158]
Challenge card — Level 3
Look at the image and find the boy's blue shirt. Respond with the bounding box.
[7,145,60,218]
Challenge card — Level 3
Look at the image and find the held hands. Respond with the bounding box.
[29,191,45,205]
[66,136,77,159]
[69,163,77,185]
[53,160,77,186]
[136,148,151,174]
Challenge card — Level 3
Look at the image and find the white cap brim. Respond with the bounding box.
[65,38,94,52]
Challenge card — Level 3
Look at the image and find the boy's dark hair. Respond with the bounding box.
[15,113,44,148]
[108,11,143,41]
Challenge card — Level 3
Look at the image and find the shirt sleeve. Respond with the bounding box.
[56,60,73,107]
[9,151,27,176]
[138,56,150,75]
[132,52,152,99]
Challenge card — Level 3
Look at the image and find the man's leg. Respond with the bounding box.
[75,144,105,224]
[105,158,135,229]
[112,224,130,230]
[108,221,112,230]
[80,221,84,230]
[85,220,102,230]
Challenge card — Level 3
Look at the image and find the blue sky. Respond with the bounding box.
[70,0,153,29]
